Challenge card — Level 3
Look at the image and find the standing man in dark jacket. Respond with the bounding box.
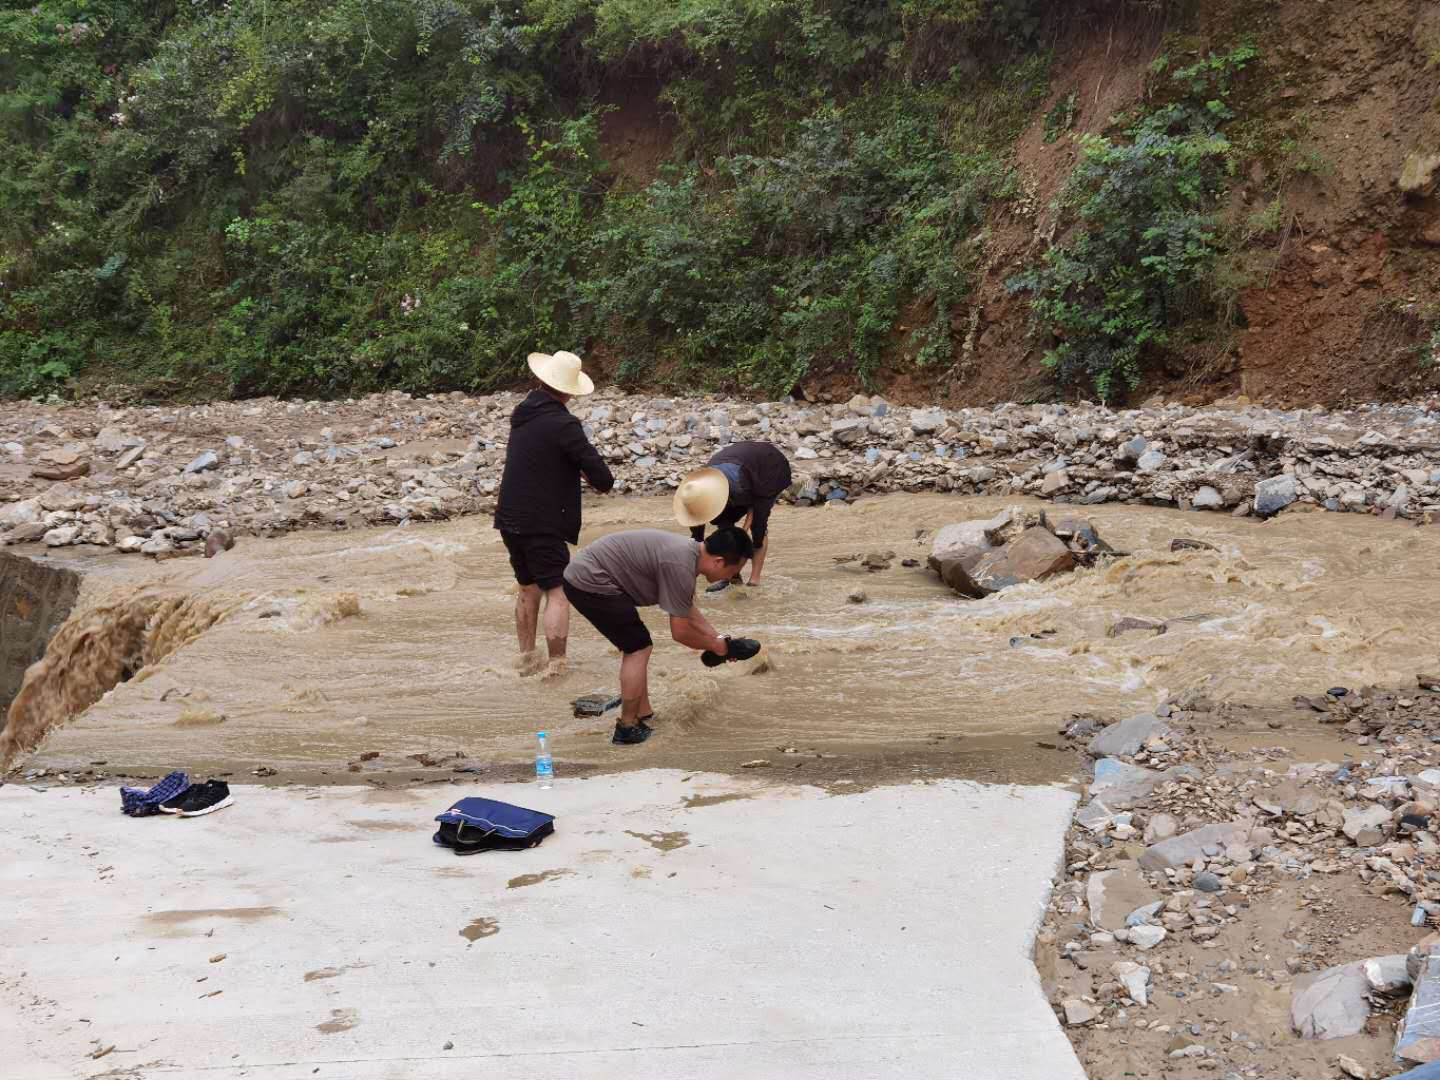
[495,350,614,676]
[676,441,792,589]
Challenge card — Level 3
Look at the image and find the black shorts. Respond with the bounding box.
[562,581,653,655]
[500,532,569,591]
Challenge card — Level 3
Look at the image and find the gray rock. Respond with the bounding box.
[927,512,1011,582]
[1062,998,1098,1026]
[1192,486,1225,510]
[0,497,43,528]
[1138,822,1262,872]
[184,450,219,474]
[1193,871,1223,893]
[1129,924,1167,950]
[2,522,49,544]
[1112,961,1151,1006]
[830,419,865,445]
[1398,953,1440,1064]
[1143,812,1178,843]
[1363,954,1412,995]
[116,445,145,469]
[1125,901,1163,927]
[42,525,80,547]
[1253,474,1297,516]
[1088,714,1171,759]
[1119,436,1148,464]
[1291,962,1370,1039]
[1343,804,1390,846]
[909,411,944,435]
[1091,758,1163,793]
[1136,449,1167,472]
[94,427,144,454]
[1075,799,1118,833]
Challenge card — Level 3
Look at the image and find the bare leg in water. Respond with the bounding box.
[619,647,654,728]
[514,584,571,677]
[540,585,569,678]
[513,585,545,675]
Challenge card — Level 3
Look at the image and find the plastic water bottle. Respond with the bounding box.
[535,732,554,789]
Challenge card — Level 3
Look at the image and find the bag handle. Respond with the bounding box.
[452,819,496,844]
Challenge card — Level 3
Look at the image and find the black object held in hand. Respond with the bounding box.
[723,636,761,662]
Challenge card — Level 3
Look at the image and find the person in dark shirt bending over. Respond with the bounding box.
[675,441,792,590]
[493,350,613,677]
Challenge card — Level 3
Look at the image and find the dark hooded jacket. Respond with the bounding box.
[704,441,792,547]
[494,390,613,544]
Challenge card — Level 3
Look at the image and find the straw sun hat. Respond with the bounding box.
[673,467,730,528]
[527,350,595,396]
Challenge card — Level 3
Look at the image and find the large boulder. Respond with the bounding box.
[1002,527,1075,581]
[1253,474,1298,517]
[927,511,1012,571]
[1343,804,1391,847]
[1291,962,1371,1039]
[943,526,1075,597]
[1399,954,1440,1064]
[1137,822,1269,871]
[0,498,44,529]
[1088,714,1171,759]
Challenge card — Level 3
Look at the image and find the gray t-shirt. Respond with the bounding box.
[564,529,700,617]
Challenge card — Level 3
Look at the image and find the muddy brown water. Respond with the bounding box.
[5,495,1439,786]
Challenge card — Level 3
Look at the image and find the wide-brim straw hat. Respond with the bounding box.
[673,467,730,528]
[527,350,595,396]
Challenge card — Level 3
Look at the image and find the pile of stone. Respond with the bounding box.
[1,390,1438,555]
[925,505,1112,598]
[1041,675,1440,1076]
[1295,678,1440,746]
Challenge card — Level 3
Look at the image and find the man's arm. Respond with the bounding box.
[670,606,727,654]
[562,417,614,493]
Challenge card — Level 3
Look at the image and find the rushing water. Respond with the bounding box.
[6,494,1439,781]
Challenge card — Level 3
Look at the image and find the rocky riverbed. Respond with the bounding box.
[2,391,1439,555]
[1040,675,1440,1080]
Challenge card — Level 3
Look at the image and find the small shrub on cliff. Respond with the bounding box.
[1008,45,1257,400]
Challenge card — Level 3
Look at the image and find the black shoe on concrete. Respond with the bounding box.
[175,780,233,817]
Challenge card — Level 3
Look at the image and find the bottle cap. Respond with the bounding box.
[537,731,547,738]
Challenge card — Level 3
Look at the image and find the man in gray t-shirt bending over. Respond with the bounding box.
[564,527,762,745]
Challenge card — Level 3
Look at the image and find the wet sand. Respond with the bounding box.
[7,494,1440,785]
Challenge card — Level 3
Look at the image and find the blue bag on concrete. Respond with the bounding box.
[433,797,554,856]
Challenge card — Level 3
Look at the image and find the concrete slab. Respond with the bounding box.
[0,772,1083,1080]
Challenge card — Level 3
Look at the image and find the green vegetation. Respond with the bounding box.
[1,0,1191,401]
[1008,43,1257,400]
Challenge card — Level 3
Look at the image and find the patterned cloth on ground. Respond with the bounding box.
[120,771,190,817]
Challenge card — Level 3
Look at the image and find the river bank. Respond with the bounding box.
[2,392,1438,557]
[1040,677,1440,1080]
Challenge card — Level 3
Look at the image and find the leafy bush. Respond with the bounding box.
[1008,44,1257,400]
[0,0,1142,400]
